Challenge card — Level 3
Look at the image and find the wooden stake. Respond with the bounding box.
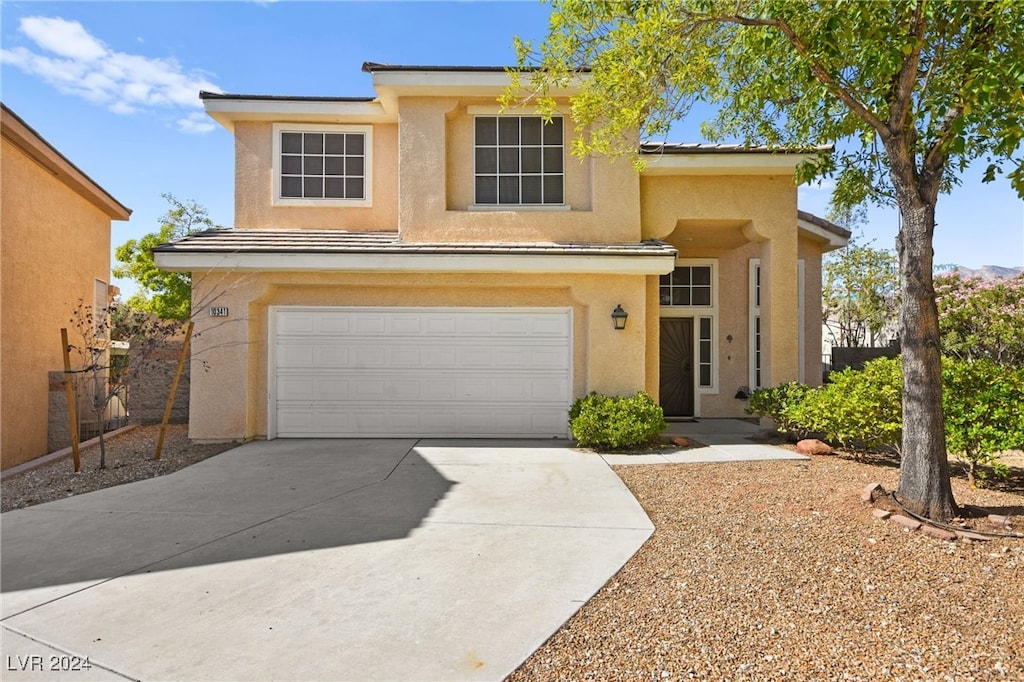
[155,321,194,461]
[61,328,81,472]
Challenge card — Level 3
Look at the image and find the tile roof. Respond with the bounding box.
[640,142,833,155]
[797,210,852,239]
[153,229,678,257]
[360,62,591,74]
[199,91,375,103]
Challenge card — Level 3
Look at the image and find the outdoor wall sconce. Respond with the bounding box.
[726,334,733,343]
[611,304,629,330]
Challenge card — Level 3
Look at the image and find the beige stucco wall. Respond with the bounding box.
[188,271,649,442]
[231,102,642,244]
[233,121,400,231]
[1,138,113,469]
[641,173,802,406]
[799,235,825,387]
[398,97,641,242]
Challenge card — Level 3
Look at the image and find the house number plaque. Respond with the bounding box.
[209,307,229,317]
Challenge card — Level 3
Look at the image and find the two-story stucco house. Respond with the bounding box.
[154,63,848,442]
[1,103,132,470]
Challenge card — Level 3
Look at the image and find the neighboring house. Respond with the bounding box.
[154,63,848,442]
[1,103,131,470]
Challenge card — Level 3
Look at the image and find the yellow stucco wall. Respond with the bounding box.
[641,173,802,409]
[233,120,400,231]
[188,271,648,442]
[799,235,825,387]
[1,138,113,469]
[402,97,641,242]
[230,99,642,243]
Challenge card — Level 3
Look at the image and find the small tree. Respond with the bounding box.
[823,236,900,347]
[935,271,1024,366]
[114,194,221,321]
[66,300,180,468]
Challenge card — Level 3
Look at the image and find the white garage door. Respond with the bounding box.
[271,307,572,438]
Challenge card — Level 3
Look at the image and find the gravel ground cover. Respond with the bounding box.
[510,455,1023,681]
[3,427,1021,680]
[0,425,237,513]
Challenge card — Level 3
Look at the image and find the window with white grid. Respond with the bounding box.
[474,116,564,206]
[273,123,372,207]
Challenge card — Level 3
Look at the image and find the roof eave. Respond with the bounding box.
[201,95,394,131]
[1,103,131,220]
[797,211,851,251]
[154,250,677,276]
[640,151,825,176]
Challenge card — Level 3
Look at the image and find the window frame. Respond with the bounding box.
[471,114,566,209]
[272,123,373,208]
[749,258,806,388]
[659,264,715,308]
[749,259,762,390]
[660,258,719,395]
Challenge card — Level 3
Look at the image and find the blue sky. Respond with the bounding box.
[3,1,1021,298]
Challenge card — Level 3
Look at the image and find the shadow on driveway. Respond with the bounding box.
[1,439,453,596]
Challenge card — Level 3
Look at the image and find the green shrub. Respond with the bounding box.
[788,356,903,452]
[569,391,667,449]
[746,381,812,435]
[943,357,1024,486]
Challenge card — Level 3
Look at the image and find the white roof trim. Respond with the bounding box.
[640,153,818,176]
[797,217,849,251]
[154,251,677,275]
[203,99,393,131]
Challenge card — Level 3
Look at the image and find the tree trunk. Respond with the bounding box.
[894,201,957,521]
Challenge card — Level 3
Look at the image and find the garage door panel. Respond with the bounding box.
[275,404,569,438]
[273,308,571,438]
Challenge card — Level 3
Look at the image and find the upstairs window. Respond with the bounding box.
[474,116,564,206]
[273,123,372,206]
[660,265,713,306]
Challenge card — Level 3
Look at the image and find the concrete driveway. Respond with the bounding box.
[1,439,653,681]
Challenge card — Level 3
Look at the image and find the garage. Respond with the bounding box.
[270,307,572,438]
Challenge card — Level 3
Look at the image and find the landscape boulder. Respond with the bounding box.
[796,438,833,456]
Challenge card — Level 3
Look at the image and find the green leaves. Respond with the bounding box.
[822,234,900,347]
[569,391,667,449]
[746,355,1023,484]
[942,357,1024,485]
[510,0,1024,203]
[113,194,220,321]
[935,272,1024,366]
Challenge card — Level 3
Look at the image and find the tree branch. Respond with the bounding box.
[887,1,928,131]
[710,12,888,134]
[921,2,999,188]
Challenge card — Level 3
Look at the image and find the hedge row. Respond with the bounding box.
[747,356,1024,485]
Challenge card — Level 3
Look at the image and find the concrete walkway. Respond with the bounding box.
[2,422,802,681]
[1,439,654,682]
[602,418,808,466]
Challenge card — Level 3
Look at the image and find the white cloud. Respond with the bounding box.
[19,16,107,61]
[177,112,216,135]
[1,16,222,132]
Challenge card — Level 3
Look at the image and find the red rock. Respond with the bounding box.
[671,437,694,448]
[890,515,922,530]
[871,508,891,519]
[861,482,883,503]
[796,439,833,456]
[987,514,1010,528]
[955,530,994,542]
[921,525,957,541]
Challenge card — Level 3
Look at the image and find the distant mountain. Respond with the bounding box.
[949,265,1023,281]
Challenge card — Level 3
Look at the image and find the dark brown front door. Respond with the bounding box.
[660,318,694,417]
